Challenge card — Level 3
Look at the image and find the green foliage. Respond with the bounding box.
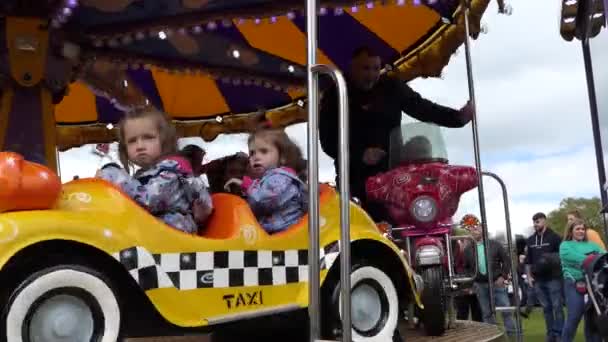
[546,197,605,238]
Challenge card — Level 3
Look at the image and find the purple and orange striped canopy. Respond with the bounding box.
[52,0,492,150]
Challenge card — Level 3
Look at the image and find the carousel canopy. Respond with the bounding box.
[1,0,497,150]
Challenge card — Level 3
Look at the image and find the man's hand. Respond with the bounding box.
[494,276,506,288]
[527,274,534,287]
[459,100,474,124]
[362,147,386,166]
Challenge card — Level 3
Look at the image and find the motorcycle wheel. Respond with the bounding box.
[420,266,446,336]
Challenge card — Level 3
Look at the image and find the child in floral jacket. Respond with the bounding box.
[97,110,212,234]
[224,129,307,234]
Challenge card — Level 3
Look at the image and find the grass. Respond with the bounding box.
[497,309,585,341]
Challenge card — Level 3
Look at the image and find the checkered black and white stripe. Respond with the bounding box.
[112,241,340,291]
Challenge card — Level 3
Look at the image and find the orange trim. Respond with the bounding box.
[6,17,49,87]
[152,69,230,118]
[55,82,98,123]
[0,87,14,151]
[235,17,333,100]
[235,17,334,66]
[0,152,61,213]
[348,3,438,53]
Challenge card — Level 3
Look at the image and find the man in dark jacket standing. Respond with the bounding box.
[525,212,564,342]
[464,222,518,337]
[319,47,472,220]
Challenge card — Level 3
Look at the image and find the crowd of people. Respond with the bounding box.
[454,211,606,342]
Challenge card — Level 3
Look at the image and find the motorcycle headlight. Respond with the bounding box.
[409,195,438,223]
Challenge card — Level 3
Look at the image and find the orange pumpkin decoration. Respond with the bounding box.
[0,152,61,213]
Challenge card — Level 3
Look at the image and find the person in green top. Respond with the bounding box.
[559,218,604,342]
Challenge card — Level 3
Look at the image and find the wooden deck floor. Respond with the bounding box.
[126,320,505,342]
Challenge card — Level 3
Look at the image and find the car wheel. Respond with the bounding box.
[323,264,400,341]
[3,265,121,342]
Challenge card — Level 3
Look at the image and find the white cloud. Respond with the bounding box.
[455,146,599,236]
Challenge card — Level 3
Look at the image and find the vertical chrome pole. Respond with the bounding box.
[581,36,608,237]
[462,0,495,318]
[306,0,321,339]
[483,172,523,341]
[310,64,351,342]
[335,68,351,342]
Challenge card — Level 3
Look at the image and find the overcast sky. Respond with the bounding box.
[60,0,608,238]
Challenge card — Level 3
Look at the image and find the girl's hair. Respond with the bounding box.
[117,109,178,172]
[248,129,306,179]
[564,217,587,241]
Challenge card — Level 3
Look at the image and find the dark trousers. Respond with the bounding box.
[562,280,601,342]
[455,293,483,322]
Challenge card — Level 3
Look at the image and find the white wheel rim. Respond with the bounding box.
[6,268,121,342]
[351,283,383,332]
[28,294,95,342]
[338,266,399,342]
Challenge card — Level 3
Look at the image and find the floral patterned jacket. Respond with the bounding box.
[242,167,307,234]
[99,156,213,234]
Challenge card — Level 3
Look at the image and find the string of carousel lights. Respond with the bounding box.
[85,0,455,45]
[79,0,454,102]
[53,0,507,128]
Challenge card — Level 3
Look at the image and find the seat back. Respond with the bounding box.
[201,193,265,239]
[201,184,334,239]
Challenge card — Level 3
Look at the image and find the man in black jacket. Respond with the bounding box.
[319,47,472,220]
[525,212,564,342]
[463,223,518,337]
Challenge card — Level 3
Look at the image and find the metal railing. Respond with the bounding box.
[463,0,522,339]
[306,0,351,341]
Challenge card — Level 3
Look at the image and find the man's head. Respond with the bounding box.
[532,212,547,233]
[402,135,433,162]
[468,224,483,242]
[350,46,382,91]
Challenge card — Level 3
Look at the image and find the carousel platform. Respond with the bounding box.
[126,320,506,342]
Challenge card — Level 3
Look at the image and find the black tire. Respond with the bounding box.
[420,266,446,336]
[322,263,400,341]
[2,264,122,342]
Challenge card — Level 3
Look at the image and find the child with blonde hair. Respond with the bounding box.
[97,110,212,233]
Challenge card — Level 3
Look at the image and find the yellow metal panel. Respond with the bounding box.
[348,3,439,53]
[152,70,230,118]
[55,83,99,123]
[0,179,419,327]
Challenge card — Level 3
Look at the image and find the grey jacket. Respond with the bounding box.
[464,239,512,283]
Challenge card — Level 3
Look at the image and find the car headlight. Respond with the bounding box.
[409,195,438,223]
[416,245,442,265]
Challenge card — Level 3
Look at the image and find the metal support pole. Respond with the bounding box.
[581,37,608,237]
[462,0,495,319]
[306,0,321,338]
[306,2,352,340]
[311,64,351,342]
[483,171,523,341]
